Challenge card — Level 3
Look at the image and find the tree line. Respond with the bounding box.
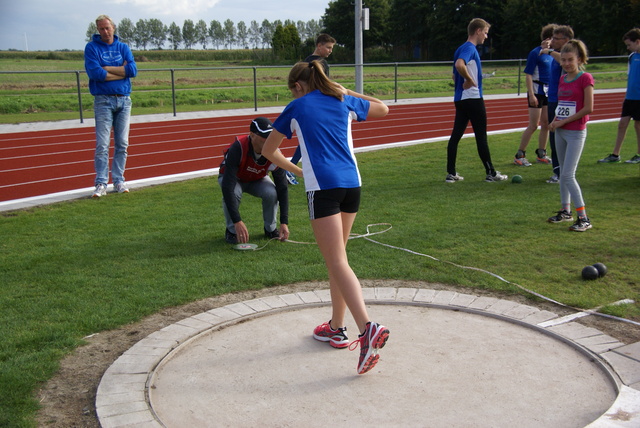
[323,0,640,60]
[85,18,323,52]
[86,0,639,61]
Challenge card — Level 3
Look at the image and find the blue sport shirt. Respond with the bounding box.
[627,52,640,100]
[524,46,553,96]
[273,90,370,192]
[453,41,483,101]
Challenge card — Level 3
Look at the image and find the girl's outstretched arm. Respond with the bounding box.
[340,86,389,118]
[262,129,304,177]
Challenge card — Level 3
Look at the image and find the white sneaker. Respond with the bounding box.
[625,154,640,164]
[92,184,107,198]
[445,173,464,183]
[485,171,507,182]
[569,217,592,232]
[513,156,531,167]
[114,182,129,193]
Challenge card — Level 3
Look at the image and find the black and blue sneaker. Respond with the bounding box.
[547,209,573,223]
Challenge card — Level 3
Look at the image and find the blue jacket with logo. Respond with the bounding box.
[84,34,137,96]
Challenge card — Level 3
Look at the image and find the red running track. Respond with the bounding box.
[0,92,624,203]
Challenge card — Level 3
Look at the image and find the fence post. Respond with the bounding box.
[171,69,177,117]
[75,71,84,124]
[517,59,522,96]
[394,63,398,103]
[253,67,258,112]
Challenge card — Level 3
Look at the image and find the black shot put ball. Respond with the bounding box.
[592,262,608,278]
[582,265,599,280]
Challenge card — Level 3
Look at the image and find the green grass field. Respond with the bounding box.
[0,119,639,426]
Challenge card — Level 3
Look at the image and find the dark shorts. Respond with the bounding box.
[527,93,548,108]
[307,187,361,220]
[621,99,640,121]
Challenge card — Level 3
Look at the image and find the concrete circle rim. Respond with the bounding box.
[95,287,634,428]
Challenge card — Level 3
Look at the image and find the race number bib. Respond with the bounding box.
[555,101,576,119]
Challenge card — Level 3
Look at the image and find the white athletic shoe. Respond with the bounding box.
[445,173,464,183]
[485,171,507,182]
[115,182,129,193]
[92,184,107,198]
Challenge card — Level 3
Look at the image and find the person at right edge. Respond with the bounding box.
[445,18,507,183]
[598,28,640,164]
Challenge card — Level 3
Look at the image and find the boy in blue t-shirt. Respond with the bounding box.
[514,24,556,167]
[598,28,640,164]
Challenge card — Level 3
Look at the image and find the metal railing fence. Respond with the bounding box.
[0,56,628,124]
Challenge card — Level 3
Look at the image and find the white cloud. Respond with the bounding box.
[113,0,222,16]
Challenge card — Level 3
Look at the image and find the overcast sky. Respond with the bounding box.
[0,0,330,51]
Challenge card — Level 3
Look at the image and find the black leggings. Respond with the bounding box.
[447,98,495,175]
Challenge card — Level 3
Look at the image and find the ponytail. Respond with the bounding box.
[288,60,343,100]
[561,39,589,69]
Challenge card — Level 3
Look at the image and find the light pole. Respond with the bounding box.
[354,0,363,93]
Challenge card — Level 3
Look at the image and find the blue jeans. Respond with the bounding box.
[218,175,278,233]
[94,95,132,186]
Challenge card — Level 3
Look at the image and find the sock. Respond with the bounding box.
[563,204,571,214]
[576,206,587,220]
[516,150,525,158]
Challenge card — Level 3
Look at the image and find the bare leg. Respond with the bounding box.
[537,105,549,150]
[612,116,632,156]
[312,212,369,334]
[518,107,542,152]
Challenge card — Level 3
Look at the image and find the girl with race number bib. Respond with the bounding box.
[261,60,391,374]
[547,40,594,231]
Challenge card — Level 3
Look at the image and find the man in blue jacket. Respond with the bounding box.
[84,15,137,198]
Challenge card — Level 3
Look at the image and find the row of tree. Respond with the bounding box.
[86,0,640,60]
[323,0,640,60]
[85,18,322,51]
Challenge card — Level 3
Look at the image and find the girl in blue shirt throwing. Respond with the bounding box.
[262,60,390,374]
